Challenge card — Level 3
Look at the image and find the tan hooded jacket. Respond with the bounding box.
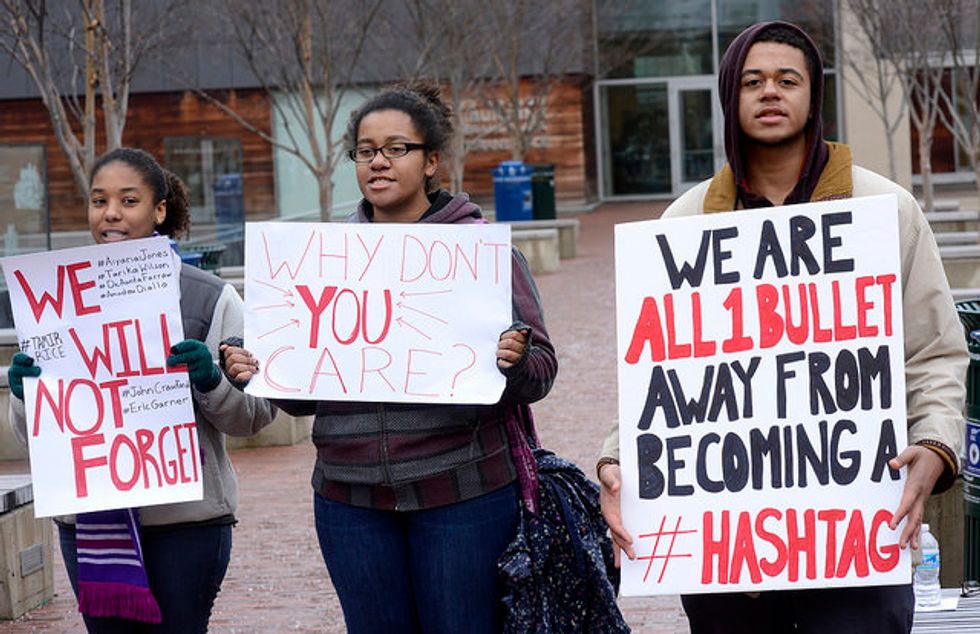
[601,143,967,491]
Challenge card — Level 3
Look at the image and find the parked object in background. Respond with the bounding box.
[959,302,980,586]
[493,161,533,222]
[915,524,942,609]
[0,474,54,620]
[529,164,556,220]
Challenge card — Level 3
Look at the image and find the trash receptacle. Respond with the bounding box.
[492,161,532,221]
[178,244,226,273]
[213,173,244,226]
[956,300,980,583]
[530,163,556,220]
[179,251,204,268]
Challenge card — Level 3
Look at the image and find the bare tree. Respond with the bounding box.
[477,0,586,162]
[0,0,169,195]
[593,0,670,79]
[893,2,948,213]
[842,0,907,182]
[392,0,495,193]
[204,0,382,220]
[935,0,980,208]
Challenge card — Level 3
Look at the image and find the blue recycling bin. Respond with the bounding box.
[492,161,533,221]
[213,173,244,226]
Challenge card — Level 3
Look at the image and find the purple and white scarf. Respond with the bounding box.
[75,509,162,623]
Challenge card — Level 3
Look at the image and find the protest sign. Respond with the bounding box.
[243,222,511,404]
[1,237,201,517]
[615,194,909,595]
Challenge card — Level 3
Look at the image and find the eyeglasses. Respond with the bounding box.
[347,143,427,163]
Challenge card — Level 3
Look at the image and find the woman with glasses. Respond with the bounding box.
[225,82,557,633]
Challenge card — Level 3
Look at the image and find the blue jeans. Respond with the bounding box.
[314,484,519,634]
[59,522,232,634]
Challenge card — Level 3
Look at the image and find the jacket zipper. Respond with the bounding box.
[377,404,395,507]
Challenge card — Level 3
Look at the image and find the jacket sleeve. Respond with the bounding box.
[897,192,967,486]
[599,422,619,461]
[8,393,27,447]
[192,284,279,437]
[270,398,317,417]
[499,247,558,404]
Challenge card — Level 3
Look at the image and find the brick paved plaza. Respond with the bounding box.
[1,201,691,633]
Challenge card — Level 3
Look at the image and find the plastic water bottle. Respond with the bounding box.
[914,523,941,608]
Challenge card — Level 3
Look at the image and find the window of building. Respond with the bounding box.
[0,144,48,259]
[716,0,836,68]
[164,137,244,266]
[164,137,244,229]
[598,0,713,78]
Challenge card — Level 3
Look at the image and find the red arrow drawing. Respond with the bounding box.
[396,317,432,340]
[396,301,448,324]
[258,319,301,339]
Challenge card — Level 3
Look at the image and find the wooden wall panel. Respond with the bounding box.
[457,75,592,206]
[0,89,274,234]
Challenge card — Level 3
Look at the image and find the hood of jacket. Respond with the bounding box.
[352,190,486,225]
[704,141,853,212]
[718,20,828,206]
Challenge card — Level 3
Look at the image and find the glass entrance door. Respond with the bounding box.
[598,77,721,198]
[599,83,671,196]
[669,80,721,192]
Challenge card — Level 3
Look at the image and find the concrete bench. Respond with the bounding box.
[925,210,980,232]
[912,590,980,632]
[511,228,560,275]
[951,288,980,302]
[0,474,54,620]
[0,383,27,461]
[918,199,961,212]
[935,231,979,246]
[225,410,312,450]
[502,218,580,259]
[940,244,980,288]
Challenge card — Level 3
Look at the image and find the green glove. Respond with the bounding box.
[167,339,221,393]
[8,353,41,400]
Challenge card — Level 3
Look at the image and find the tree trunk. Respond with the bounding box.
[448,82,467,193]
[919,135,935,214]
[449,119,466,193]
[974,162,980,245]
[318,171,333,222]
[886,133,897,184]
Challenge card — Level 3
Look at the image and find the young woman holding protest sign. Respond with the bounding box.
[225,83,558,633]
[7,147,276,632]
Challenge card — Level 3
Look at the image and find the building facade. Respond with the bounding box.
[0,0,974,269]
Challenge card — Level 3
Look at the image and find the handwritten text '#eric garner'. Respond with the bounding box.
[13,256,198,499]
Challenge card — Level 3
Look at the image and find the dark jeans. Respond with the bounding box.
[682,584,915,634]
[59,522,232,634]
[314,484,519,634]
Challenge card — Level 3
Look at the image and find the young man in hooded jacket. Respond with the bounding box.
[595,20,967,633]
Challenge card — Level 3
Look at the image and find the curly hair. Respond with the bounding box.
[345,80,454,192]
[90,147,191,239]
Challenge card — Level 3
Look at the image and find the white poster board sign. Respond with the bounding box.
[615,194,909,595]
[244,222,511,404]
[1,237,201,517]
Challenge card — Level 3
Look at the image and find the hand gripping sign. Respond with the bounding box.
[1,237,201,517]
[243,222,512,404]
[615,195,910,595]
